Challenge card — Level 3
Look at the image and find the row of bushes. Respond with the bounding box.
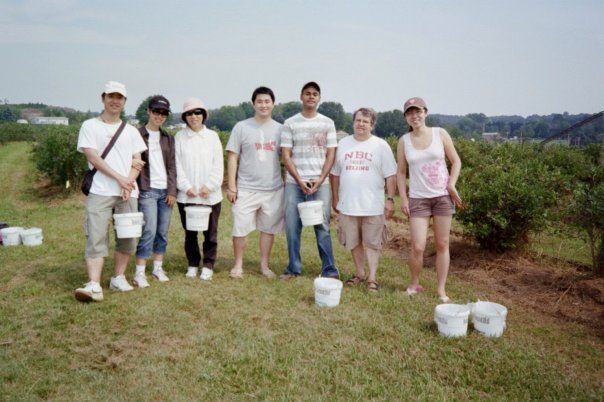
[456,141,602,273]
[0,123,40,144]
[30,125,88,188]
[3,122,602,274]
[25,125,229,193]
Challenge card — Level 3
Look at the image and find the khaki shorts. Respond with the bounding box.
[337,214,387,250]
[409,195,455,217]
[232,188,284,237]
[84,194,138,258]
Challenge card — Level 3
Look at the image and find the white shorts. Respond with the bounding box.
[232,188,284,237]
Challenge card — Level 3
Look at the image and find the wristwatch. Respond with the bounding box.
[386,197,394,202]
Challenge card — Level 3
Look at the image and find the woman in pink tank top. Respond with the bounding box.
[395,97,462,303]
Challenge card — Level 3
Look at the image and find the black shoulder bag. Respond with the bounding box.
[81,121,127,195]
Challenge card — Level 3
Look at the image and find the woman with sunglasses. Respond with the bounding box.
[133,95,176,288]
[396,97,462,303]
[175,98,224,281]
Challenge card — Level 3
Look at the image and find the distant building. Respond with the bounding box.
[336,130,349,142]
[482,132,501,142]
[31,116,69,126]
[17,119,28,124]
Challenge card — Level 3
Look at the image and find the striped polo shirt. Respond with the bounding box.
[280,112,337,184]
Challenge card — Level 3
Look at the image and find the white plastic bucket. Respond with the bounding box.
[1,227,24,246]
[314,277,343,307]
[185,206,212,231]
[298,200,324,226]
[434,303,471,337]
[471,301,507,337]
[20,228,43,246]
[113,212,144,239]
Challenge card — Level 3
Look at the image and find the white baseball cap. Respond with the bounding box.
[103,81,127,97]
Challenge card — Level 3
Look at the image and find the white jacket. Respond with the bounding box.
[175,126,224,205]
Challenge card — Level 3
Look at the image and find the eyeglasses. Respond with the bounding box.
[151,109,169,117]
[184,109,204,117]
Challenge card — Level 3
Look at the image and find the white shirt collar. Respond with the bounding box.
[186,126,206,137]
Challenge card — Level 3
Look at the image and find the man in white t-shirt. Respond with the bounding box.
[226,87,284,279]
[330,108,397,292]
[280,81,339,279]
[74,81,148,302]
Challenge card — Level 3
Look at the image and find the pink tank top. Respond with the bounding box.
[403,127,450,199]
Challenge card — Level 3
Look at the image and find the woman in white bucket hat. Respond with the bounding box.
[174,98,224,281]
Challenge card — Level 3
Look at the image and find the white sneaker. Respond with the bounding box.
[109,275,134,292]
[74,281,104,302]
[200,267,213,281]
[185,267,198,278]
[133,273,150,288]
[152,268,170,282]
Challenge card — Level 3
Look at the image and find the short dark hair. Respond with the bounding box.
[252,86,275,103]
[101,93,125,100]
[301,81,321,94]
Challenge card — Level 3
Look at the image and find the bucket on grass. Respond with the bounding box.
[184,206,212,231]
[434,303,471,337]
[298,200,323,226]
[470,301,507,337]
[1,227,24,246]
[314,277,343,307]
[113,212,144,239]
[20,228,43,246]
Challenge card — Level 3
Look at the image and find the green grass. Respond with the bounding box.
[0,142,602,400]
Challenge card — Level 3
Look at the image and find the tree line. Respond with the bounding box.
[2,99,602,144]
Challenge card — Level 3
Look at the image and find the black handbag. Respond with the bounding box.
[81,121,127,195]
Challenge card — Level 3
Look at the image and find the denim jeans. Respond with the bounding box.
[136,189,173,259]
[284,182,338,277]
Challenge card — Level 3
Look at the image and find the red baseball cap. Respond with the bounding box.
[403,97,428,113]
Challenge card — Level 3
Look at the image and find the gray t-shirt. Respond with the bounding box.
[226,117,283,192]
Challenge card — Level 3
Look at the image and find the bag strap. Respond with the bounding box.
[91,121,127,173]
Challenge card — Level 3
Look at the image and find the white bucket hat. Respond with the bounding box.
[181,97,208,122]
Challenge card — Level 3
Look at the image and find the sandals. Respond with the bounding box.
[406,284,424,296]
[345,276,365,286]
[229,268,243,279]
[439,296,451,303]
[367,280,380,293]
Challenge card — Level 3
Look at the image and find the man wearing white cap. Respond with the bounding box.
[74,81,148,302]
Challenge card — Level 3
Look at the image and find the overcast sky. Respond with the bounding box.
[1,0,602,116]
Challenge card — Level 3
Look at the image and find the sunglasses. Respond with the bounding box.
[151,108,169,117]
[184,109,205,117]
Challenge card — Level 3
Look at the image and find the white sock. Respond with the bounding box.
[135,265,146,276]
[153,260,163,271]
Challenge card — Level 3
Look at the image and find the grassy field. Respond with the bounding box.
[0,142,602,400]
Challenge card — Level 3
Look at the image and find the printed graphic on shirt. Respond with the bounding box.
[344,151,373,172]
[313,130,328,147]
[420,159,448,189]
[254,140,277,151]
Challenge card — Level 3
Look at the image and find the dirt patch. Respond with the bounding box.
[385,219,604,337]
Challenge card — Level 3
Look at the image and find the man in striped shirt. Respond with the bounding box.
[280,82,339,280]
